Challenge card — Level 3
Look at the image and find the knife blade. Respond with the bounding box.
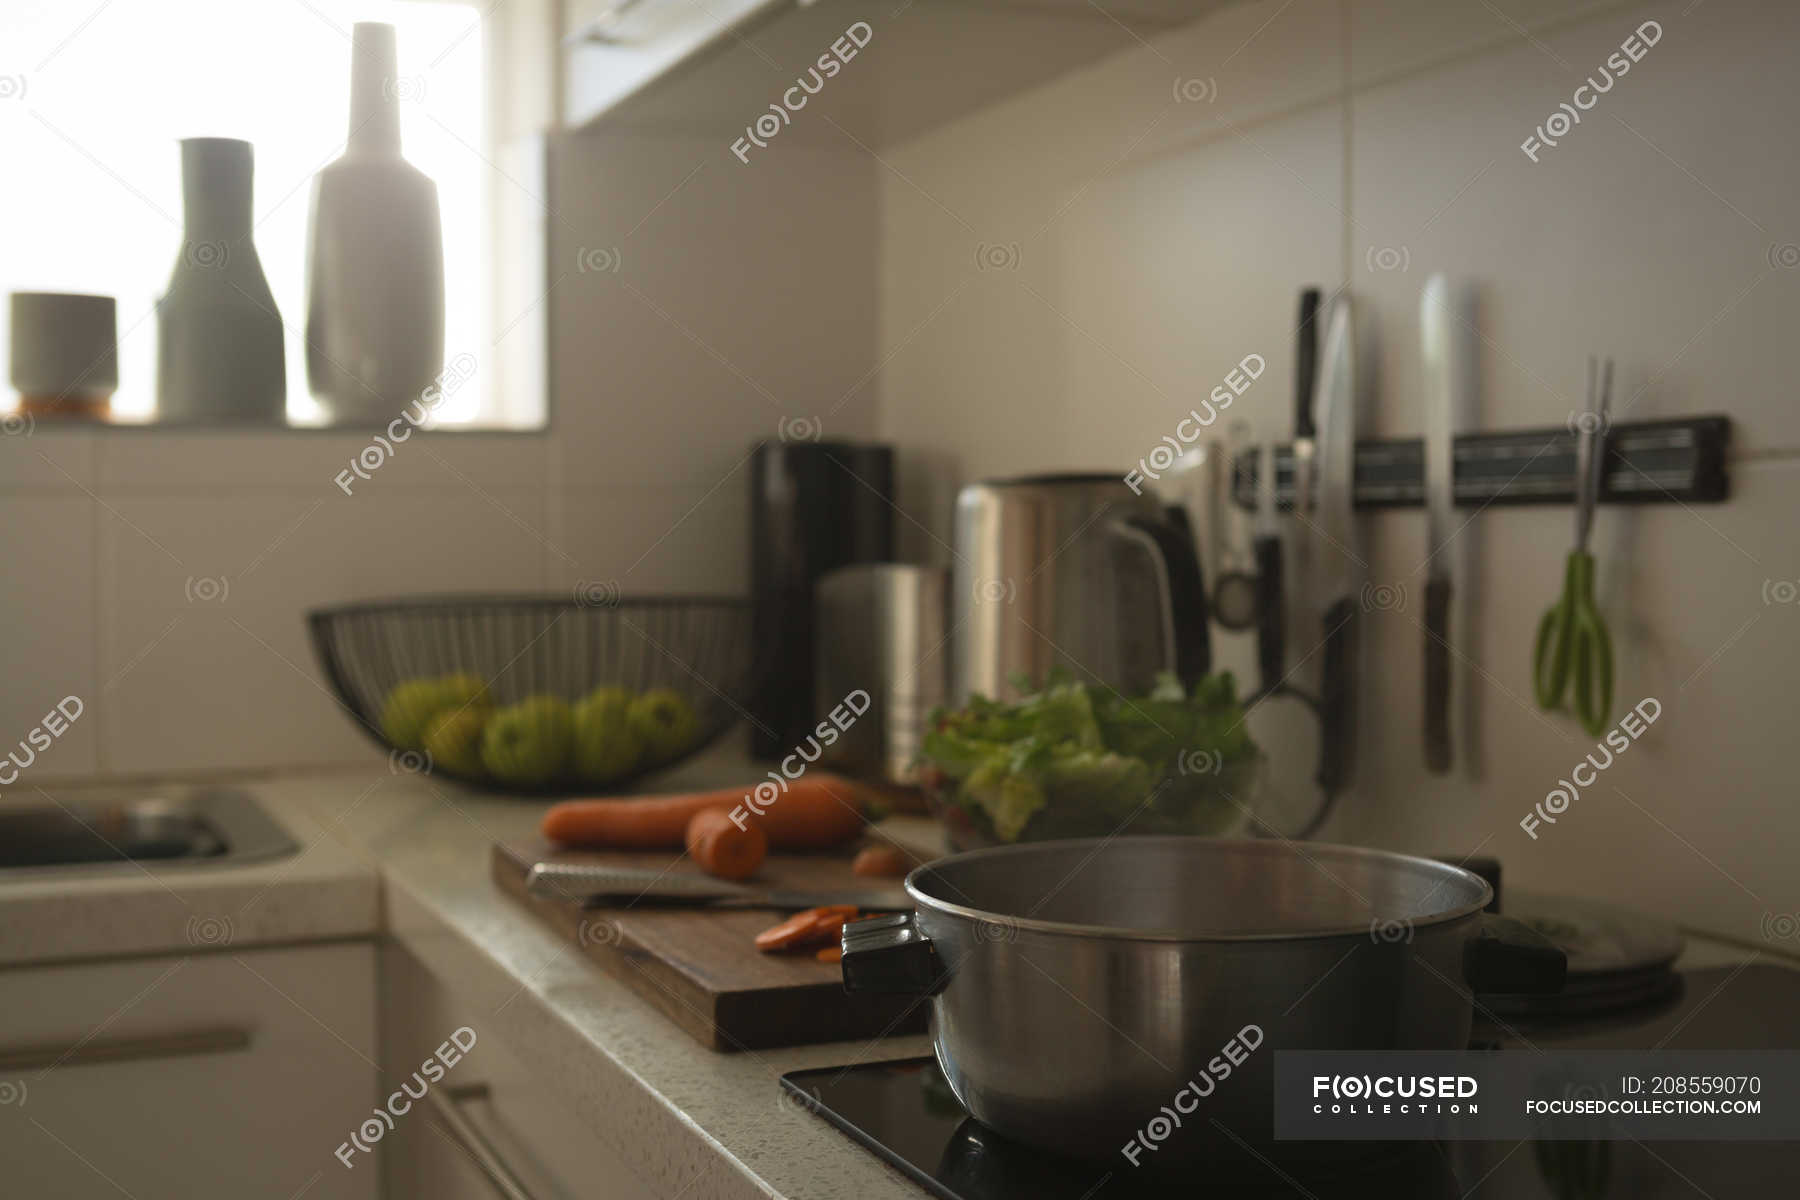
[1289,288,1323,603]
[1252,441,1285,693]
[1312,295,1359,793]
[1420,275,1475,774]
[525,861,910,911]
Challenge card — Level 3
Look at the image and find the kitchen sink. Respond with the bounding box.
[0,787,296,874]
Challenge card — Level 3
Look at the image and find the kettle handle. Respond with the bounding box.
[1115,511,1212,686]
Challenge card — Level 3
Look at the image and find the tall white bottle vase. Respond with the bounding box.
[156,138,287,424]
[306,22,445,424]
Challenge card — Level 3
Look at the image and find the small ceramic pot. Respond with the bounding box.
[9,291,117,417]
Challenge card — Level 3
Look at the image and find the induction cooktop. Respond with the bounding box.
[782,964,1800,1199]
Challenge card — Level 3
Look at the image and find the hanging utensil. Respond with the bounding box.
[1289,288,1322,597]
[1312,295,1359,793]
[1420,276,1476,773]
[1533,357,1615,736]
[1209,424,1260,631]
[1251,441,1286,694]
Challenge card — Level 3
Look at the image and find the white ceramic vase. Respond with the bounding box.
[156,138,287,424]
[305,22,445,423]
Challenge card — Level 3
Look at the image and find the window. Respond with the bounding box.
[2,0,509,426]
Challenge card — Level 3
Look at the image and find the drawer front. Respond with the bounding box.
[381,943,661,1200]
[0,943,377,1200]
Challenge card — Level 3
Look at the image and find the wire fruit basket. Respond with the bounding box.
[308,594,754,797]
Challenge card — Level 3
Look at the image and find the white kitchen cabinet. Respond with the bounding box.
[563,0,788,131]
[379,942,660,1200]
[566,0,1234,146]
[0,942,377,1200]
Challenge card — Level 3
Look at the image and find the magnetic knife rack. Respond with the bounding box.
[1230,415,1729,510]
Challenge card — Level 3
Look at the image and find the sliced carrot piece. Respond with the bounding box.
[754,905,860,953]
[755,912,821,952]
[852,845,911,878]
[816,946,843,963]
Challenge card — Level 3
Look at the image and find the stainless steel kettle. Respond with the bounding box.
[951,473,1211,703]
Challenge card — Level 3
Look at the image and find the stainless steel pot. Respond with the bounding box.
[951,474,1210,703]
[842,837,1564,1164]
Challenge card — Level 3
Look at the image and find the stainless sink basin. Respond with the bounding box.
[0,787,296,874]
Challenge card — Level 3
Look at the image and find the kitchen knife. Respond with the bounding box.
[1290,287,1322,532]
[1420,276,1476,774]
[1256,289,1319,691]
[1209,428,1260,632]
[1251,442,1285,693]
[1311,295,1359,794]
[526,862,910,911]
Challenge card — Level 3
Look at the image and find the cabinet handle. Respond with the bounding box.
[427,1083,540,1200]
[0,1026,250,1072]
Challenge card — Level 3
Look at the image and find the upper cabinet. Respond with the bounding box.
[562,0,787,130]
[563,0,1234,147]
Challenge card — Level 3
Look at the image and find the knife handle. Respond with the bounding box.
[1317,597,1354,794]
[1424,576,1452,773]
[1294,288,1321,440]
[1253,534,1285,692]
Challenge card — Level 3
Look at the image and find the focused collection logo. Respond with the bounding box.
[1311,1073,1479,1115]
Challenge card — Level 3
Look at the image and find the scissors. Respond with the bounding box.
[1533,357,1614,735]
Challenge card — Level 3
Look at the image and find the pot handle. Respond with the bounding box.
[840,913,948,996]
[1463,915,1568,995]
[1114,511,1213,687]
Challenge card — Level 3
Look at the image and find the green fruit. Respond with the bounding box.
[585,684,635,711]
[572,689,643,782]
[380,674,488,751]
[628,688,699,765]
[424,706,491,779]
[481,696,574,788]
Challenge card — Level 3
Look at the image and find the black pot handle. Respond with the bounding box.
[1464,915,1567,995]
[840,913,948,996]
[1116,511,1212,688]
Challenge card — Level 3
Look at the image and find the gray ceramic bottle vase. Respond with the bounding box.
[305,22,445,423]
[156,137,287,424]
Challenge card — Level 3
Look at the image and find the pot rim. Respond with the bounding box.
[903,835,1494,944]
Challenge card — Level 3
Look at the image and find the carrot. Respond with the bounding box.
[755,911,822,952]
[852,844,911,878]
[540,774,867,851]
[685,808,766,881]
[754,905,859,953]
[816,945,843,964]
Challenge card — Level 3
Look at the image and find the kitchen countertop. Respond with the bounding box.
[1,752,1771,1200]
[1,747,939,1200]
[0,777,380,966]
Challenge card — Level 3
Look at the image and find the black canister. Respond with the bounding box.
[749,441,894,757]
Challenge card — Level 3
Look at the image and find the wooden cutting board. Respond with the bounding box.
[491,841,929,1051]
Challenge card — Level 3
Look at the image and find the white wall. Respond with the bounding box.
[1,130,877,779]
[6,0,1791,943]
[872,0,1800,937]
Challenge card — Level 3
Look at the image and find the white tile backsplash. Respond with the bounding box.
[548,131,881,490]
[546,485,749,598]
[0,429,97,490]
[872,0,1800,935]
[96,490,550,773]
[0,497,100,782]
[3,0,1791,938]
[1350,0,1798,448]
[95,430,551,494]
[3,129,872,778]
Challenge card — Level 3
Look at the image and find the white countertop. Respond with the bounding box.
[2,754,1773,1200]
[0,750,939,1200]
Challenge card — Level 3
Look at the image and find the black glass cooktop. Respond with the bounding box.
[782,965,1800,1199]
